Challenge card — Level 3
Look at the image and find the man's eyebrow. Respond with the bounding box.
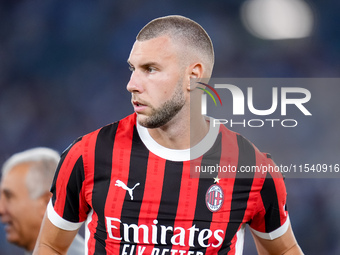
[127,60,159,68]
[140,62,158,67]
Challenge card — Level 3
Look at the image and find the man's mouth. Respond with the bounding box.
[133,101,145,107]
[132,100,148,112]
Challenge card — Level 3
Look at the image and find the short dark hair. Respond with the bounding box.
[137,15,214,76]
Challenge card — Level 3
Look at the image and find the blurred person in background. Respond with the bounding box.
[0,147,85,255]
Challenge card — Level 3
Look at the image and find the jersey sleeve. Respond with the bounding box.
[249,157,289,240]
[47,137,90,231]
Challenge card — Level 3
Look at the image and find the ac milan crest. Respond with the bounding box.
[205,184,224,212]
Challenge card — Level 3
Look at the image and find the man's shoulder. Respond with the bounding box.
[217,124,277,182]
[77,113,136,140]
[84,113,136,138]
[61,113,136,156]
[219,124,271,160]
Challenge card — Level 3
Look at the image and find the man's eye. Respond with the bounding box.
[147,67,156,73]
[2,191,13,200]
[129,66,135,72]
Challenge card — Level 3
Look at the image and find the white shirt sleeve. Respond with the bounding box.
[47,199,84,231]
[249,215,290,240]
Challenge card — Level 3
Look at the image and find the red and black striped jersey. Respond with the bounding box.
[48,113,289,255]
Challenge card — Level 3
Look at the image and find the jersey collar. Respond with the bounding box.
[136,116,220,162]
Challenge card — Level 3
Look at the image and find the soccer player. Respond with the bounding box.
[0,148,85,255]
[33,16,303,254]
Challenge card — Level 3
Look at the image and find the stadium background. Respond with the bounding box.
[0,0,339,254]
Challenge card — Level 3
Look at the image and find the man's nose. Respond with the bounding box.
[126,70,144,94]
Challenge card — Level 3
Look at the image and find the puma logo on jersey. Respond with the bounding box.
[115,180,140,200]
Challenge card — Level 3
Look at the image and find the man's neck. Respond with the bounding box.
[147,114,209,150]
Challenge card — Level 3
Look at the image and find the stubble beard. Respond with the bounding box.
[138,78,186,129]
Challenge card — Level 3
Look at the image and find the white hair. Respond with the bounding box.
[1,147,60,199]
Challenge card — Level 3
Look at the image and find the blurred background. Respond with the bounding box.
[0,0,339,254]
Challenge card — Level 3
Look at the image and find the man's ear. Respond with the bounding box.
[187,63,204,91]
[190,63,203,78]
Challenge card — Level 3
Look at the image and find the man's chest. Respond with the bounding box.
[85,155,259,253]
